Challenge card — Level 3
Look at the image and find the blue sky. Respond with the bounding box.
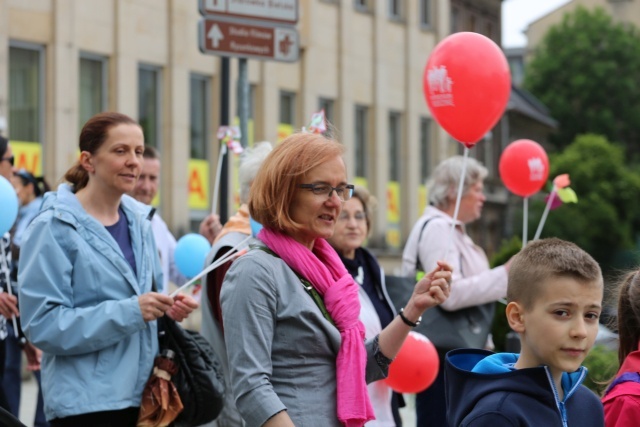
[502,0,572,48]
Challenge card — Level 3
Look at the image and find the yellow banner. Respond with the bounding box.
[354,177,368,189]
[418,185,428,216]
[386,181,401,249]
[188,159,210,210]
[10,141,42,175]
[277,123,294,143]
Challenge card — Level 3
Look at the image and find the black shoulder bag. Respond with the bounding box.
[152,280,226,426]
[394,218,495,351]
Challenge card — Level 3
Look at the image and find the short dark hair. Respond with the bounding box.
[508,238,602,309]
[143,145,160,160]
[14,169,51,197]
[0,135,8,159]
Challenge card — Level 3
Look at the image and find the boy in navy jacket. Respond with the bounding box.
[445,238,605,426]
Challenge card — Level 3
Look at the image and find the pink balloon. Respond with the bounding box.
[424,32,511,148]
[499,139,550,197]
[385,332,439,394]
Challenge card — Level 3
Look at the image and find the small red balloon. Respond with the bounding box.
[385,332,439,394]
[423,32,511,148]
[499,139,550,197]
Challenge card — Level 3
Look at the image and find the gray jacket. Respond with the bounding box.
[221,247,388,427]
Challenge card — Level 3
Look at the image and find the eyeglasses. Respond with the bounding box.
[1,156,14,166]
[299,183,355,202]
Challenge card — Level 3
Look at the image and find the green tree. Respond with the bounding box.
[532,134,640,273]
[524,7,640,157]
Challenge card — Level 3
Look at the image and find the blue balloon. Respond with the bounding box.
[0,176,18,236]
[174,233,211,279]
[250,216,263,238]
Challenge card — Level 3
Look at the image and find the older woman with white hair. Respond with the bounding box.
[401,155,512,427]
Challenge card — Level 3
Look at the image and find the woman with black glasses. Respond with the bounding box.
[2,168,51,427]
[221,132,452,427]
[0,136,17,412]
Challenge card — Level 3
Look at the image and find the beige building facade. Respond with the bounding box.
[0,0,506,252]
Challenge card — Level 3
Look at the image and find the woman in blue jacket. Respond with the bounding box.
[18,112,197,426]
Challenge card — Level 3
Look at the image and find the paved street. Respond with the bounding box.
[19,374,38,426]
[19,375,417,426]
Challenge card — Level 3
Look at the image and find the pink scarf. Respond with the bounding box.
[258,228,375,427]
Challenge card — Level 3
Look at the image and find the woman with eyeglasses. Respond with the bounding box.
[1,169,51,427]
[0,136,17,413]
[327,186,403,427]
[220,132,452,427]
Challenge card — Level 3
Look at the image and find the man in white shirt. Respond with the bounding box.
[130,146,222,293]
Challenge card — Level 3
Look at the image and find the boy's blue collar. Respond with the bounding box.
[472,352,586,398]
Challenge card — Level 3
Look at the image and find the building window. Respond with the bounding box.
[389,0,402,20]
[279,91,296,125]
[354,105,368,178]
[9,44,44,142]
[318,97,335,137]
[190,74,210,160]
[354,0,371,12]
[486,22,494,41]
[138,65,162,148]
[388,112,402,182]
[419,0,431,28]
[451,7,459,33]
[419,117,432,184]
[79,54,107,130]
[468,14,477,32]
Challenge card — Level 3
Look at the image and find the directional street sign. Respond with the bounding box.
[199,17,299,62]
[199,0,298,24]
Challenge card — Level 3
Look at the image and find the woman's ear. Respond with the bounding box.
[506,301,525,333]
[79,151,94,173]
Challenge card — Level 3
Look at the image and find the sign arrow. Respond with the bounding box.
[207,23,224,48]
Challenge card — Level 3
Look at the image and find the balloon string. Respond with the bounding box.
[533,189,555,241]
[211,144,228,216]
[170,235,252,298]
[522,197,528,247]
[0,247,19,337]
[443,146,469,263]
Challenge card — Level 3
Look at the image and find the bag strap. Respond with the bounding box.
[250,244,335,325]
[414,218,434,280]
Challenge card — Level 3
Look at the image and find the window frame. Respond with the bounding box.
[190,73,211,160]
[8,41,45,144]
[79,52,108,130]
[279,90,297,125]
[388,111,403,182]
[354,105,369,179]
[138,64,163,148]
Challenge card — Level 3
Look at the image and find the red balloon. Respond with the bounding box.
[423,32,511,148]
[499,139,550,197]
[385,332,439,394]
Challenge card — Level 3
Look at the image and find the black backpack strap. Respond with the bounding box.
[415,218,434,275]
